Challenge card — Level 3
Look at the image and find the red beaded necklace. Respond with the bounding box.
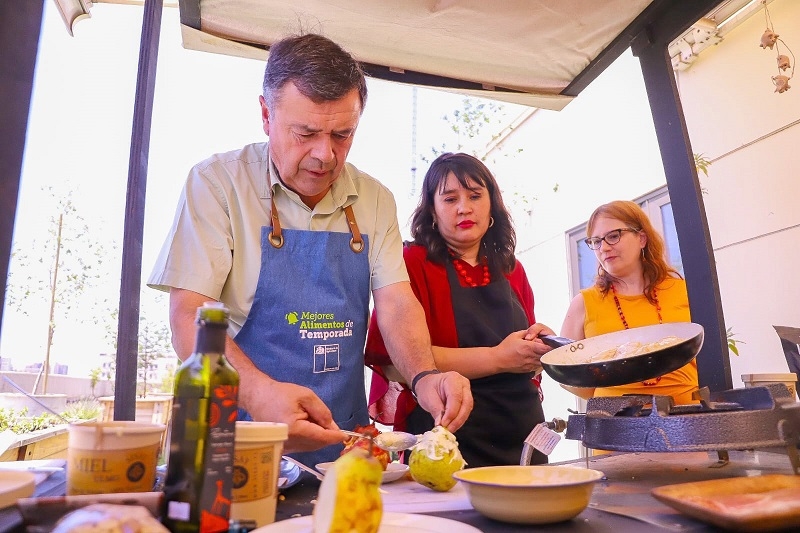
[610,284,663,386]
[450,250,491,287]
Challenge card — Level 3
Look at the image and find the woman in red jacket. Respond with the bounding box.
[365,153,556,467]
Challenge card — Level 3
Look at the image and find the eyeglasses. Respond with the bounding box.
[584,228,640,250]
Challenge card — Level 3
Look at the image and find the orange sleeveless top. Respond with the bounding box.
[581,277,699,404]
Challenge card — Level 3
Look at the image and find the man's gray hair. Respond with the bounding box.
[263,33,368,112]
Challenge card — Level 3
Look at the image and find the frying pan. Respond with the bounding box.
[539,322,704,388]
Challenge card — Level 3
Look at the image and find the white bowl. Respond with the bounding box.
[453,465,604,524]
[315,461,409,484]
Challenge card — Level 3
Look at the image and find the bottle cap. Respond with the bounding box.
[197,301,230,324]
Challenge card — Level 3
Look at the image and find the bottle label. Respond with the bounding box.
[232,445,277,502]
[168,501,191,521]
[199,384,239,533]
[162,393,203,527]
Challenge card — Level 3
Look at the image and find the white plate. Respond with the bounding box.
[0,471,35,509]
[315,462,409,484]
[252,511,482,532]
[278,458,302,489]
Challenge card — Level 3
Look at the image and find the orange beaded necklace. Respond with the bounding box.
[610,284,662,328]
[610,284,663,386]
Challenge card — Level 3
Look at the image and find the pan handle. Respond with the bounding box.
[539,335,575,349]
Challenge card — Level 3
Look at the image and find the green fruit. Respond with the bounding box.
[408,426,466,492]
[313,448,383,533]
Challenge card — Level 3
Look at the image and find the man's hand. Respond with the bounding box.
[413,371,473,432]
[239,373,346,453]
[168,289,346,454]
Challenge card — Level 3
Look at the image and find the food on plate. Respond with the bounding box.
[341,423,390,471]
[652,475,800,530]
[683,486,800,517]
[590,336,684,362]
[313,448,383,533]
[52,504,168,533]
[373,431,406,450]
[408,426,466,492]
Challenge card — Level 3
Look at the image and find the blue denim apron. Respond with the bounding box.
[234,199,371,467]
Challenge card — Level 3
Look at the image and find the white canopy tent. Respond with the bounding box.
[175,0,658,110]
[53,0,759,108]
[5,0,748,417]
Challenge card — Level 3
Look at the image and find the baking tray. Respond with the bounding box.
[651,474,800,532]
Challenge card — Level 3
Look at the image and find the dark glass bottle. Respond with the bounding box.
[162,302,239,533]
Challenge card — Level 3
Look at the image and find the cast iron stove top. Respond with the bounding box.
[563,384,800,472]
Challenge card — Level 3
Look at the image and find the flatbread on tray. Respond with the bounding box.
[652,474,800,532]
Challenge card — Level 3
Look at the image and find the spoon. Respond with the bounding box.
[281,455,324,481]
[340,430,420,452]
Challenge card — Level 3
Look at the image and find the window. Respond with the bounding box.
[566,185,683,297]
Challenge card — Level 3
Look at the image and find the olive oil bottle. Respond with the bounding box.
[163,302,239,533]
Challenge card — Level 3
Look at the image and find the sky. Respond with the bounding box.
[1,3,524,378]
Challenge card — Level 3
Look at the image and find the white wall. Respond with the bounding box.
[486,0,800,461]
[478,48,671,462]
[491,48,668,328]
[676,0,800,380]
[0,371,114,400]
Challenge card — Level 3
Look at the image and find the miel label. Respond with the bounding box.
[67,443,159,494]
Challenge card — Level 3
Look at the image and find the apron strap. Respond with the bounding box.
[268,197,284,249]
[344,205,365,253]
[268,196,364,253]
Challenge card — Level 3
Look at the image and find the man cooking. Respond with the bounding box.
[148,33,473,466]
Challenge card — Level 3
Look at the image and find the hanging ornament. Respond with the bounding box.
[772,75,791,93]
[759,0,795,94]
[760,29,779,49]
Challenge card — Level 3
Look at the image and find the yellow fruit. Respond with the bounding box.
[313,448,383,533]
[408,426,466,492]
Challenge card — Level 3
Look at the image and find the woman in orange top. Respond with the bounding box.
[560,200,699,404]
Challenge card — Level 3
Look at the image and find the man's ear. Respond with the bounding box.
[259,95,270,136]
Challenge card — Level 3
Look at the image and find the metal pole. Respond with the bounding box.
[115,0,164,420]
[632,10,731,392]
[0,0,44,338]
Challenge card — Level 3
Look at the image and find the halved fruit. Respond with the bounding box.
[313,448,383,533]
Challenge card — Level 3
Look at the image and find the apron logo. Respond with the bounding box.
[314,344,341,373]
[286,311,355,342]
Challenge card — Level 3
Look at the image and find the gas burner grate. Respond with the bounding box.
[563,384,800,472]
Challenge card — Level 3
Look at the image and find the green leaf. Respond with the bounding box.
[726,327,745,356]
